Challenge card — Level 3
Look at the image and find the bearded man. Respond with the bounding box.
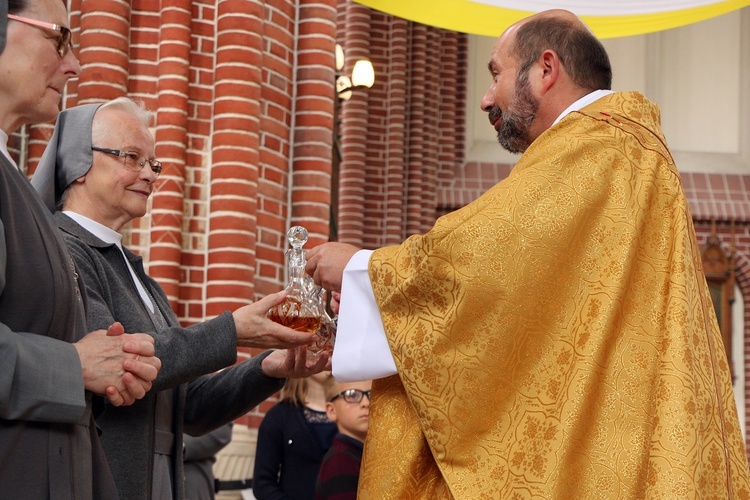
[305,9,750,498]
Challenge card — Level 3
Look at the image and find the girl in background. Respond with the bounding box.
[253,372,337,500]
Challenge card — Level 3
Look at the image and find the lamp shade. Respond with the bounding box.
[351,59,375,88]
[335,44,345,71]
[336,75,353,100]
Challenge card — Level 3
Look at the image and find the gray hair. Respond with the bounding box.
[92,97,154,143]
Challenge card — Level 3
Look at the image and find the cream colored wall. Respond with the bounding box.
[464,7,750,173]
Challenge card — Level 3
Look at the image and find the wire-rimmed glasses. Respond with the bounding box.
[91,146,163,177]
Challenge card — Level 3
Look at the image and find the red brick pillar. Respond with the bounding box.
[291,0,337,246]
[77,0,132,102]
[437,31,464,219]
[255,1,290,298]
[64,0,83,106]
[206,0,264,311]
[368,15,408,248]
[404,24,426,235]
[336,1,371,246]
[149,0,192,305]
[25,124,54,178]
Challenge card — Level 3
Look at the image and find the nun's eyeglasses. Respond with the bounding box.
[92,147,163,177]
[7,14,73,58]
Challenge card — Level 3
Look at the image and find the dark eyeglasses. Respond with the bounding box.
[92,146,163,177]
[7,14,73,58]
[329,389,371,404]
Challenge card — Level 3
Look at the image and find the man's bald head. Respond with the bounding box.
[506,9,612,92]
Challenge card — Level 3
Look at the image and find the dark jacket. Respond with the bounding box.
[253,401,337,500]
[57,212,284,499]
[0,156,118,499]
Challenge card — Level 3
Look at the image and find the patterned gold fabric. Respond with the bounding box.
[362,92,750,499]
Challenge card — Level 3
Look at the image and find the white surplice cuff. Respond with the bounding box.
[331,249,398,382]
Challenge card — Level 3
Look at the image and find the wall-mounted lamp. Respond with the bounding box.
[335,44,375,101]
[331,45,374,241]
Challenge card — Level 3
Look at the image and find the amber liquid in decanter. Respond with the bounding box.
[267,298,322,333]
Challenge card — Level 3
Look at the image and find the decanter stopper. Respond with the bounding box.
[288,225,308,248]
[287,226,308,280]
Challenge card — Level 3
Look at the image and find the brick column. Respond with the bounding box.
[149,0,192,305]
[256,1,293,296]
[291,0,337,246]
[77,0,132,101]
[64,0,83,106]
[437,30,464,210]
[370,15,408,247]
[206,0,264,311]
[404,24,428,237]
[337,1,371,246]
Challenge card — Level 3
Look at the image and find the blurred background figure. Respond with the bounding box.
[253,372,337,500]
[183,423,233,500]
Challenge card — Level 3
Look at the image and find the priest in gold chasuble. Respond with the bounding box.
[306,9,750,499]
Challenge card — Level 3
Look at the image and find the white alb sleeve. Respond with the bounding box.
[331,249,398,382]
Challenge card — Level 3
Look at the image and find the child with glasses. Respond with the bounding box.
[315,378,372,500]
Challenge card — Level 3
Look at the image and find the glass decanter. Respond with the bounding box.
[266,226,322,333]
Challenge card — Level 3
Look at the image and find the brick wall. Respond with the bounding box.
[335,5,467,247]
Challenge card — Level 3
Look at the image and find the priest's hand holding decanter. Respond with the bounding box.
[267,226,336,358]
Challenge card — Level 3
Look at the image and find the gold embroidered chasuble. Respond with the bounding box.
[360,92,750,499]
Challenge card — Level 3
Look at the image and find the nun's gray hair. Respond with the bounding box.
[92,97,154,143]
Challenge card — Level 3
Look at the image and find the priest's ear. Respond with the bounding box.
[537,49,561,94]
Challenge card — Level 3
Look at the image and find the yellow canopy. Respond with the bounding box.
[354,0,750,38]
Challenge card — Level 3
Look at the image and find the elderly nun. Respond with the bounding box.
[32,97,329,499]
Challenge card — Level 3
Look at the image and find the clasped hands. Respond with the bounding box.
[74,322,162,407]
